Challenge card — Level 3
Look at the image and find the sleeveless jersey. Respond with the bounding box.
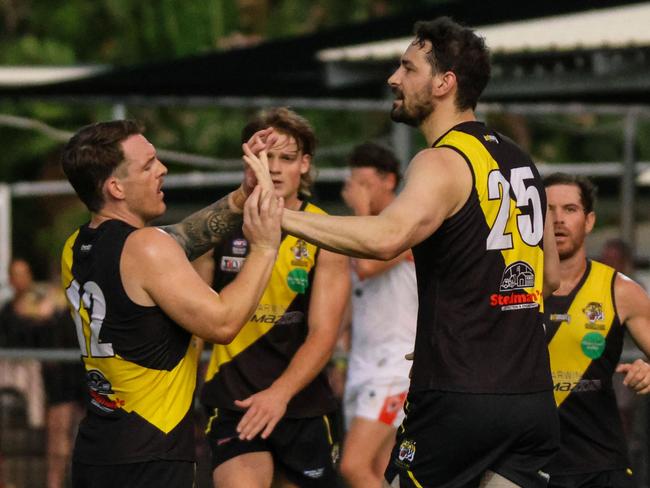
[346,258,418,388]
[544,260,629,475]
[410,121,551,393]
[201,202,337,418]
[61,220,198,465]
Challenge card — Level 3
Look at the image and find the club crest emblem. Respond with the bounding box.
[583,302,604,323]
[398,439,416,464]
[291,239,310,267]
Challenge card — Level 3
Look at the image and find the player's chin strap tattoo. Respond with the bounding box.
[160,188,245,261]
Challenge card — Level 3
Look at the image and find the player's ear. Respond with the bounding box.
[585,211,596,234]
[300,154,311,175]
[433,71,456,98]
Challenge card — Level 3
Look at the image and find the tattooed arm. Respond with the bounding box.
[161,128,276,260]
[160,188,246,261]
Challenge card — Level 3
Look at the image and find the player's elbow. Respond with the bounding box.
[210,321,240,344]
[195,312,242,344]
[371,234,404,261]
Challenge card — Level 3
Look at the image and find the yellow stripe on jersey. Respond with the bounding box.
[435,130,545,309]
[205,203,326,381]
[61,229,198,434]
[548,261,616,406]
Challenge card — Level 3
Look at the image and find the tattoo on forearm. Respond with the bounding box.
[159,195,242,261]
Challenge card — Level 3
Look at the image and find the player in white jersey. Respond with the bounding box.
[338,143,418,488]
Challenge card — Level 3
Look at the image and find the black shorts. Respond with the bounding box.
[205,408,340,488]
[72,460,195,488]
[548,469,635,488]
[384,390,560,488]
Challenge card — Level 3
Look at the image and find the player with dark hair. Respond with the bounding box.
[244,17,561,487]
[543,173,650,488]
[338,142,417,488]
[60,120,281,488]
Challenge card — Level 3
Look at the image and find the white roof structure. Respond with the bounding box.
[318,2,650,62]
[0,66,107,87]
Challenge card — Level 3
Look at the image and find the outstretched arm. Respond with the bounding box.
[124,187,282,344]
[234,249,351,440]
[281,148,472,260]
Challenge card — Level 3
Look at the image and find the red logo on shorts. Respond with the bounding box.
[378,392,407,425]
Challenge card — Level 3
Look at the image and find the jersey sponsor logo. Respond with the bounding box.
[549,313,571,323]
[231,238,248,256]
[303,468,325,479]
[220,256,244,273]
[553,379,602,393]
[80,244,92,252]
[250,311,304,325]
[483,134,499,143]
[86,370,123,413]
[580,332,606,359]
[291,239,310,267]
[490,289,541,310]
[491,261,540,310]
[287,268,309,294]
[500,261,535,291]
[250,313,279,324]
[276,311,305,326]
[583,302,604,323]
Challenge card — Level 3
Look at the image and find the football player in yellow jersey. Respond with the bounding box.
[194,108,350,488]
[60,120,281,488]
[543,173,650,488]
[245,17,563,488]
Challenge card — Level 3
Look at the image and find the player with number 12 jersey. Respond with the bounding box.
[61,220,197,466]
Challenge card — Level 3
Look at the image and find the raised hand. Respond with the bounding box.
[243,185,283,253]
[241,128,281,196]
[242,144,273,195]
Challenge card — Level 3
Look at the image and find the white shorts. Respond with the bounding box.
[343,377,409,429]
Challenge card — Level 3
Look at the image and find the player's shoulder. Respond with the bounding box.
[410,146,466,170]
[125,226,184,261]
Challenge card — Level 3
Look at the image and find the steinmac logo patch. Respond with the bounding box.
[490,261,541,311]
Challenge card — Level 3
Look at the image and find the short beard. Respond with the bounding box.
[390,97,434,127]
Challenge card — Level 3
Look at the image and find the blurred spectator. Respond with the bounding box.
[0,258,49,427]
[0,259,84,488]
[338,143,417,488]
[42,288,85,488]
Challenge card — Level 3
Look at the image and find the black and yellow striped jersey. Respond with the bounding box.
[410,121,551,394]
[61,220,197,465]
[544,259,629,475]
[201,202,337,418]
